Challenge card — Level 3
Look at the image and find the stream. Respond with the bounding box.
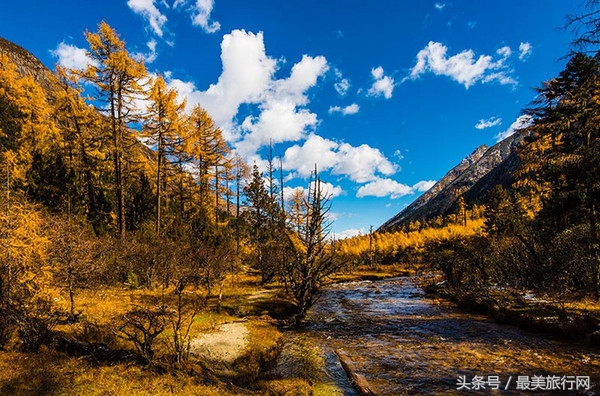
[291,276,600,395]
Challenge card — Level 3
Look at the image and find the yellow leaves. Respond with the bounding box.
[1,199,49,265]
[0,53,20,88]
[0,51,60,182]
[287,230,307,255]
[83,21,147,108]
[144,74,186,148]
[0,189,54,304]
[84,21,126,62]
[339,217,484,261]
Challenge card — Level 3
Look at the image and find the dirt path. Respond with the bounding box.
[190,322,249,365]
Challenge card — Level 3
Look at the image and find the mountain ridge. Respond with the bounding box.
[0,36,56,91]
[379,130,528,231]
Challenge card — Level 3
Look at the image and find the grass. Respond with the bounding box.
[0,346,237,396]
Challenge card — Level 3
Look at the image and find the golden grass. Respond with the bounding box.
[328,262,421,284]
[0,346,242,396]
[1,272,298,395]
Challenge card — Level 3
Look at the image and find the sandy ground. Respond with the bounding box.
[190,322,249,365]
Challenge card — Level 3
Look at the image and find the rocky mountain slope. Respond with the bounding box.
[0,36,56,91]
[379,130,528,231]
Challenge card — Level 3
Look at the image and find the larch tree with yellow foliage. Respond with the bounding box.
[53,66,111,233]
[183,105,230,214]
[0,159,56,351]
[82,21,147,238]
[0,53,59,188]
[144,74,186,234]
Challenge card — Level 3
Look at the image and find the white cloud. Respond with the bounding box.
[329,103,360,115]
[496,46,511,58]
[412,180,436,192]
[313,180,344,198]
[333,142,397,183]
[276,54,329,103]
[435,2,447,10]
[51,42,97,70]
[407,41,516,89]
[283,134,340,177]
[519,42,532,60]
[163,30,397,185]
[335,78,350,96]
[357,178,413,199]
[356,178,437,199]
[283,134,397,183]
[132,39,158,64]
[283,182,344,204]
[190,0,221,33]
[368,66,395,99]
[334,69,350,96]
[166,30,328,159]
[337,228,364,239]
[127,0,168,37]
[495,114,532,142]
[475,116,502,130]
[167,30,276,139]
[236,101,319,158]
[235,54,329,158]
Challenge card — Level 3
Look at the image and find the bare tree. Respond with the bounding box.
[116,306,167,361]
[48,216,97,321]
[567,1,600,53]
[285,167,343,325]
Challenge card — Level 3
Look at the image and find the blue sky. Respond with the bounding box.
[0,0,583,238]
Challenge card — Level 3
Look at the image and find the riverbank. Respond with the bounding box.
[423,276,600,346]
[340,264,600,346]
[3,264,598,395]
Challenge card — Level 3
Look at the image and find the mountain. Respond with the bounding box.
[379,130,528,231]
[0,36,56,91]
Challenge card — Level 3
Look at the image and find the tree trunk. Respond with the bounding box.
[156,145,163,235]
[588,201,600,299]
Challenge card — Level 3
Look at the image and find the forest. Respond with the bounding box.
[3,3,600,395]
[0,21,349,395]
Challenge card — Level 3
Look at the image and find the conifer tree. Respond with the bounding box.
[53,66,110,233]
[182,105,230,216]
[82,21,147,238]
[144,74,186,234]
[0,53,59,185]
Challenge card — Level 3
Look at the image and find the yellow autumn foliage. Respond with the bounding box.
[339,213,484,264]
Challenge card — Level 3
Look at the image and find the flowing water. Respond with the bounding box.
[295,276,600,395]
